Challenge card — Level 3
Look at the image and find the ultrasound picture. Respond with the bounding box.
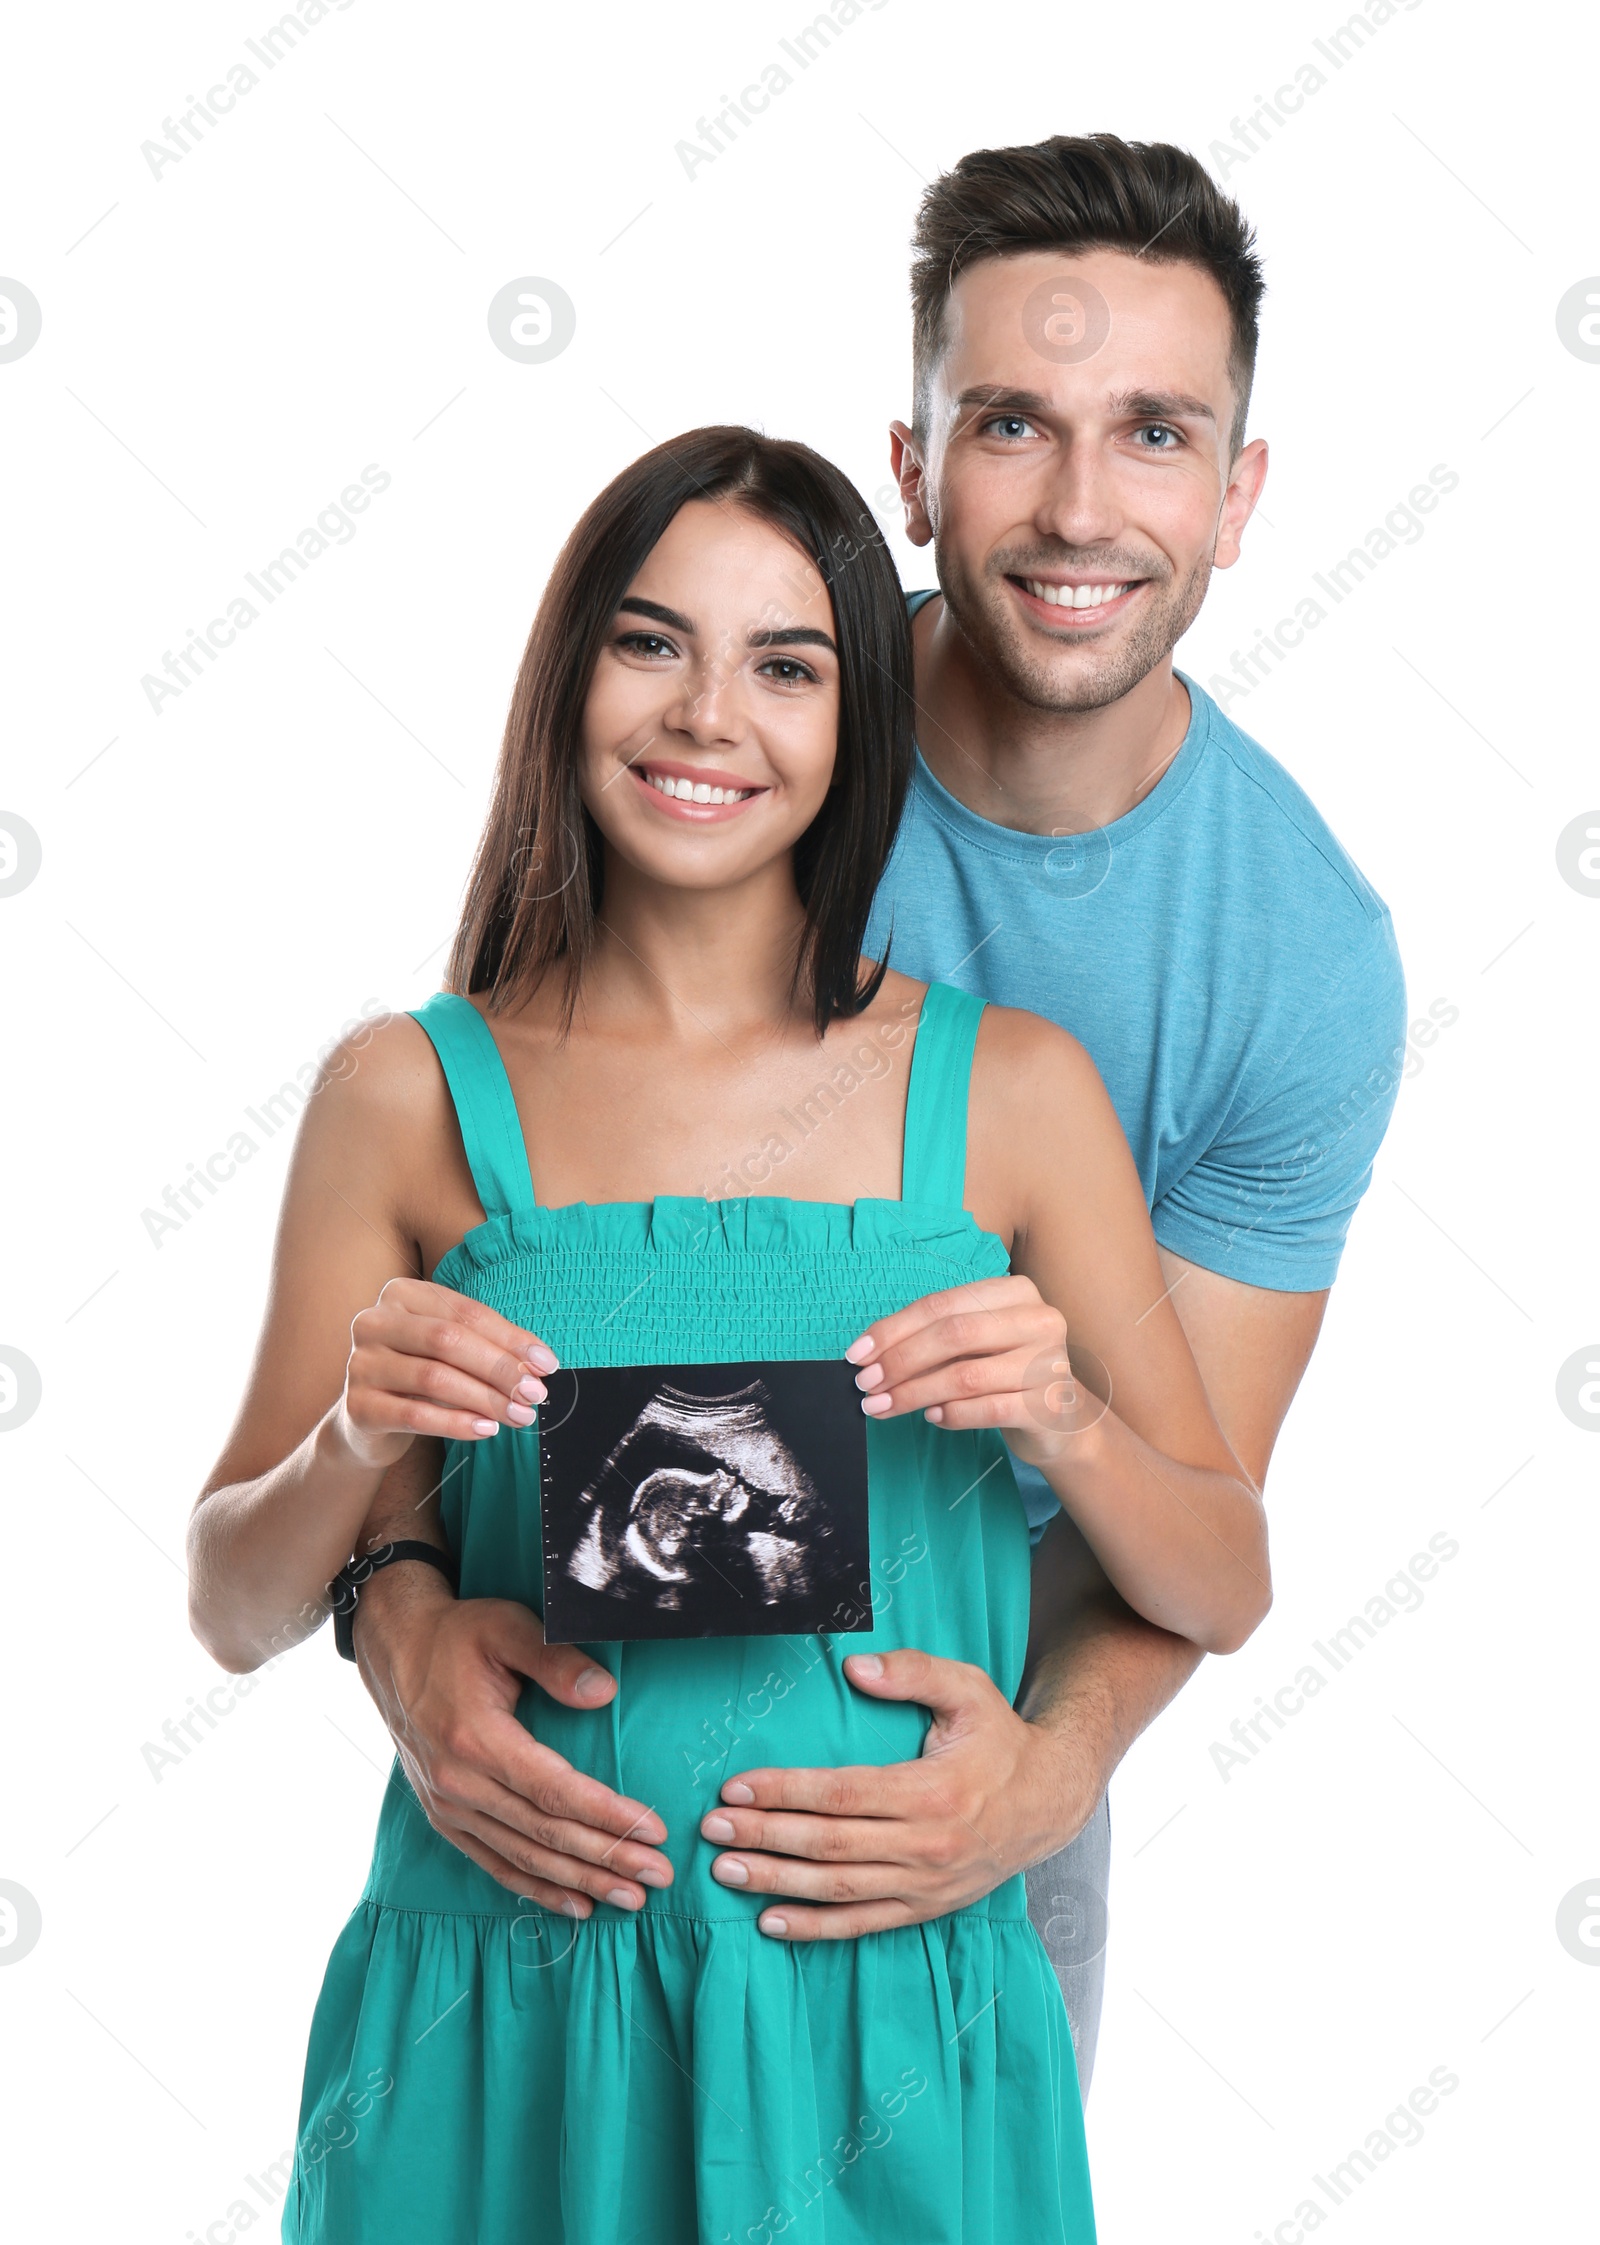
[537,1360,871,1643]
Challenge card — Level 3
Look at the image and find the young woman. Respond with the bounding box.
[188,426,1269,2245]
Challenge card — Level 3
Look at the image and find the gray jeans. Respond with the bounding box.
[1024,1792,1112,2099]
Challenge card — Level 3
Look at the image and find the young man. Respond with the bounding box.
[339,136,1405,2096]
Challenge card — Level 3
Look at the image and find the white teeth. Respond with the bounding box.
[646,772,750,804]
[1024,579,1129,609]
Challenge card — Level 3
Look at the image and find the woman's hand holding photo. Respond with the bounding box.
[847,1272,1087,1452]
[848,1263,1270,1656]
[186,1257,560,1673]
[337,1278,559,1460]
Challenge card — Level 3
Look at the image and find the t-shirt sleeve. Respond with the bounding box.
[1150,910,1407,1293]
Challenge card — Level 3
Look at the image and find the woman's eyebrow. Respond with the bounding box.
[748,625,837,653]
[617,596,695,631]
[615,600,835,655]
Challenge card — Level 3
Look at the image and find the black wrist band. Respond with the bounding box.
[330,1540,459,1662]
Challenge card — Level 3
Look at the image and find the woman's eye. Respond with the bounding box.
[616,631,677,658]
[758,657,816,686]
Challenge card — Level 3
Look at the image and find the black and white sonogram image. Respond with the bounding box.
[537,1360,871,1643]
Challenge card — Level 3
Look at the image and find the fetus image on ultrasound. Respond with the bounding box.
[538,1360,870,1643]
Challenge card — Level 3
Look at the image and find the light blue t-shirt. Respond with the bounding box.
[866,598,1406,1533]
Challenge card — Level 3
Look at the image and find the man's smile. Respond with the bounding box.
[1006,573,1146,627]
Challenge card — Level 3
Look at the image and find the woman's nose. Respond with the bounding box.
[665,659,744,747]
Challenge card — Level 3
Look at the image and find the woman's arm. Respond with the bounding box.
[185,1015,556,1672]
[847,1009,1271,1655]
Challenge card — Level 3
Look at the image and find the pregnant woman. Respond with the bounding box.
[186,426,1269,2244]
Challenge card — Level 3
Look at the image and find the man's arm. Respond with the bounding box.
[1013,1252,1327,1825]
[1016,1506,1201,1806]
[1021,1247,1327,1744]
[348,1438,674,1917]
[1154,1250,1327,1494]
[687,1262,1326,1939]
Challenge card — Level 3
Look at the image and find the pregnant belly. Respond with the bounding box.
[515,1630,935,1906]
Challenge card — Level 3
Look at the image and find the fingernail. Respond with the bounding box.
[559,1895,587,1918]
[637,1861,672,1887]
[702,1814,736,1842]
[853,1364,885,1391]
[722,1781,755,1805]
[513,1375,547,1403]
[713,1857,749,1886]
[606,1885,642,1910]
[861,1394,892,1416]
[924,1405,944,1424]
[506,1402,536,1427]
[844,1336,875,1363]
[847,1652,884,1679]
[471,1417,499,1437]
[573,1668,611,1703]
[760,1912,788,1936]
[526,1343,560,1372]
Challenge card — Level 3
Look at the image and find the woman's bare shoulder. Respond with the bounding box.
[289,1006,458,1177]
[858,963,926,1015]
[975,1001,1106,1102]
[966,1003,1129,1217]
[862,975,1098,1092]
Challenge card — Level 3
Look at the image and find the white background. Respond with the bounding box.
[1,2,1594,2239]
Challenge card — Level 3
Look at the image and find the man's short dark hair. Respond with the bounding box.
[910,133,1265,455]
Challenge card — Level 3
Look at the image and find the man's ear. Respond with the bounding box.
[889,421,935,550]
[1213,436,1269,570]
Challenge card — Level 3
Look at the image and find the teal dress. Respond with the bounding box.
[285,982,1096,2245]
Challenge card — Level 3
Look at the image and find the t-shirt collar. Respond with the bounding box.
[906,626,1212,859]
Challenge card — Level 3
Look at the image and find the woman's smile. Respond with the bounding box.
[628,755,769,820]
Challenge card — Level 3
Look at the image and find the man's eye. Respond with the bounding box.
[1133,423,1181,450]
[984,415,1036,441]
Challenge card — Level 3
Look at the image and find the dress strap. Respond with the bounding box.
[900,981,985,1208]
[409,993,537,1219]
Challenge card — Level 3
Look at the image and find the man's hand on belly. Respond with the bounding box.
[695,1648,1098,1939]
[354,1566,676,1917]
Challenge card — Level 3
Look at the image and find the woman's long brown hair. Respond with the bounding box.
[446,425,913,1036]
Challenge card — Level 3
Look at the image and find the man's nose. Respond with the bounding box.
[1031,436,1123,552]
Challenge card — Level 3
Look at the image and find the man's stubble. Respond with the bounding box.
[935,541,1215,718]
